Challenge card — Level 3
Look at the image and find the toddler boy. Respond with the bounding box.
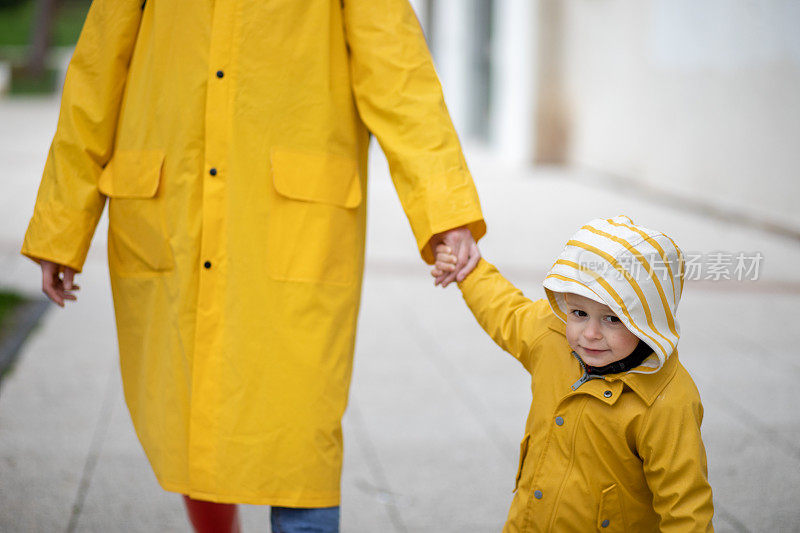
[432,215,714,531]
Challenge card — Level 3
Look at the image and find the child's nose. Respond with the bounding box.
[584,320,603,339]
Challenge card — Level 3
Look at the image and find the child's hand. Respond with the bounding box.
[431,244,458,286]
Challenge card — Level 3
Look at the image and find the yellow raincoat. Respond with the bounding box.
[459,217,713,531]
[22,0,484,506]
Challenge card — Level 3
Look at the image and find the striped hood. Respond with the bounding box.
[542,215,685,373]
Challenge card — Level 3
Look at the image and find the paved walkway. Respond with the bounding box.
[1,96,799,532]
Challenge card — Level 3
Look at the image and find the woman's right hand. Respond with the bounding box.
[40,260,79,307]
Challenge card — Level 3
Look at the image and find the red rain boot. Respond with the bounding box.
[182,495,241,533]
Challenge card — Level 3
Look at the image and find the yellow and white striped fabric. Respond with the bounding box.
[543,215,685,373]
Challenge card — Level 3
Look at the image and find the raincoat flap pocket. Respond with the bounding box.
[514,433,531,492]
[98,150,165,198]
[597,483,624,530]
[271,148,362,208]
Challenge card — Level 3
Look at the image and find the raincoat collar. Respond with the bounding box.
[616,350,679,406]
[588,350,679,406]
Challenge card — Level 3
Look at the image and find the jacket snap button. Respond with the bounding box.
[204,261,211,269]
[603,390,612,398]
[209,167,217,176]
[601,519,610,527]
[216,70,224,78]
[534,490,543,499]
[555,416,564,426]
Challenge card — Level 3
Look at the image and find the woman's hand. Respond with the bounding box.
[40,260,79,307]
[429,226,481,287]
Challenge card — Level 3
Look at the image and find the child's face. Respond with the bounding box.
[564,293,640,367]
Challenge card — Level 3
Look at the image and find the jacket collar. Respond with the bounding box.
[615,351,679,406]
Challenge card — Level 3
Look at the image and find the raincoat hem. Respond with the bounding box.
[157,479,341,507]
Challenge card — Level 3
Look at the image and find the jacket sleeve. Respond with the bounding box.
[457,259,554,373]
[21,0,144,272]
[342,0,485,263]
[637,380,715,532]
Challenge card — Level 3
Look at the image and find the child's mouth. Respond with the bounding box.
[582,347,607,355]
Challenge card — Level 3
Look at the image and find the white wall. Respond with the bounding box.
[550,0,800,230]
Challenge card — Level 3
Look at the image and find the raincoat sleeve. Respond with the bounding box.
[637,381,714,531]
[458,259,554,373]
[342,0,485,263]
[21,1,144,272]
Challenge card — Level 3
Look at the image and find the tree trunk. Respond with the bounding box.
[26,0,58,77]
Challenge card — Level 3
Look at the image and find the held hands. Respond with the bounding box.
[431,244,459,286]
[429,226,481,288]
[40,260,79,307]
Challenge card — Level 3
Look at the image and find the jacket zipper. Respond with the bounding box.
[570,351,603,390]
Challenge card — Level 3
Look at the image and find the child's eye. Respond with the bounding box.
[604,315,622,323]
[570,310,587,318]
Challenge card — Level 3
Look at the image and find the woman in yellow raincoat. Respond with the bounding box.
[22,1,485,530]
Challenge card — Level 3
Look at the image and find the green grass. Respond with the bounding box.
[0,291,24,329]
[9,63,58,93]
[0,0,90,48]
[0,290,25,380]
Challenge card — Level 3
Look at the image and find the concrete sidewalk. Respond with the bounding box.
[1,96,799,532]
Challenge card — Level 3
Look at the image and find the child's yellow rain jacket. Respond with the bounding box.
[21,0,484,506]
[459,216,713,531]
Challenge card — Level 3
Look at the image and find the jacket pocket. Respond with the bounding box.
[267,147,363,285]
[99,150,174,276]
[597,483,626,531]
[514,433,531,492]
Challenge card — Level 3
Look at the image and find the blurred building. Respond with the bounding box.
[413,0,800,233]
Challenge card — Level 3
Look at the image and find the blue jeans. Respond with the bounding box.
[270,506,340,533]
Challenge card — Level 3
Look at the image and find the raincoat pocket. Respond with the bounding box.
[597,483,626,531]
[514,433,531,492]
[267,147,363,285]
[98,150,173,276]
